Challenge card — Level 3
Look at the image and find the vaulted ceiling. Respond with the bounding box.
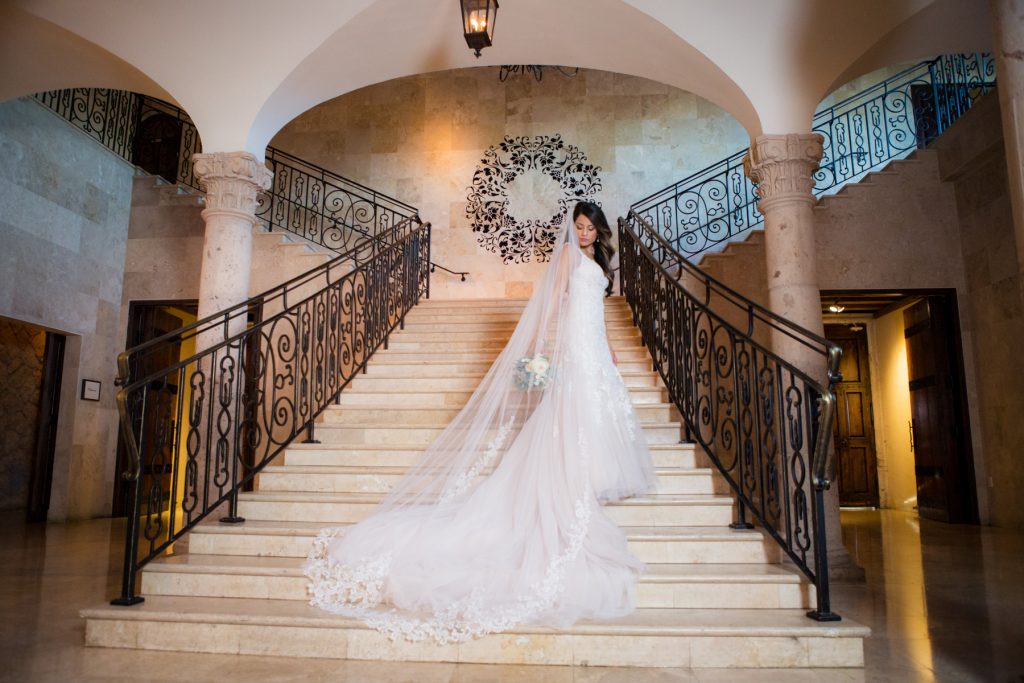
[0,0,992,154]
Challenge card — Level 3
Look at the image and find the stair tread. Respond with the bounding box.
[192,519,757,540]
[81,596,868,636]
[286,442,695,452]
[260,465,711,476]
[145,555,805,584]
[239,490,733,505]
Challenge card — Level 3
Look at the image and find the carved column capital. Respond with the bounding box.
[193,151,273,221]
[743,133,824,212]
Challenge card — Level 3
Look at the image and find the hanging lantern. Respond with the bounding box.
[461,0,498,58]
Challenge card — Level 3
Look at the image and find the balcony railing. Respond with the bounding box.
[631,53,996,259]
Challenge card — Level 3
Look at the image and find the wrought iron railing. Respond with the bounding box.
[31,88,467,276]
[111,216,431,604]
[632,53,996,258]
[619,209,842,621]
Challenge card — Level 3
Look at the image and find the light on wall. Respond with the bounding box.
[828,300,845,314]
[461,0,499,58]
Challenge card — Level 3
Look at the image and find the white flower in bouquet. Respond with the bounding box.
[514,353,554,390]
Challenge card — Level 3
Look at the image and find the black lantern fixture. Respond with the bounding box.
[461,0,498,58]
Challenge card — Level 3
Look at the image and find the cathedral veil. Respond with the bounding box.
[305,213,650,643]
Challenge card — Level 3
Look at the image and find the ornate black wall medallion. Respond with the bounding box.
[466,134,602,263]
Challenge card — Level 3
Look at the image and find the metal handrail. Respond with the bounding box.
[632,53,996,258]
[620,209,841,621]
[111,218,431,605]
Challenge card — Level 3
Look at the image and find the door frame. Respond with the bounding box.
[821,288,977,520]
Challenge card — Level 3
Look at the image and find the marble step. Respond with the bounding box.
[345,371,664,393]
[255,465,722,496]
[335,384,668,408]
[398,320,640,333]
[186,520,779,564]
[236,490,735,527]
[140,556,813,610]
[386,338,646,352]
[404,311,636,324]
[388,328,641,343]
[282,442,707,470]
[317,402,677,426]
[81,596,866,667]
[359,359,652,376]
[368,347,653,363]
[309,421,682,446]
[235,491,735,527]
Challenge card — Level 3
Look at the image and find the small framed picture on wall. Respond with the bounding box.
[81,379,101,402]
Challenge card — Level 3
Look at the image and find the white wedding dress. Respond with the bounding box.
[305,226,657,643]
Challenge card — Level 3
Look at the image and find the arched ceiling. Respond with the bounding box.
[0,0,994,154]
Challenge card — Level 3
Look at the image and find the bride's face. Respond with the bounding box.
[575,215,597,249]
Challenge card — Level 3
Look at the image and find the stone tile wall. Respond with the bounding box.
[933,93,1024,528]
[270,67,750,299]
[0,97,135,520]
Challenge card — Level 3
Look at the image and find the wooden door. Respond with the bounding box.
[826,324,880,507]
[27,332,65,521]
[112,302,197,516]
[904,296,977,523]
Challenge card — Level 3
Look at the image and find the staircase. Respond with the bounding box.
[689,149,948,306]
[82,297,868,668]
[129,174,335,298]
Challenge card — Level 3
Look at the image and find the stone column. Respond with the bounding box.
[192,151,273,345]
[744,133,863,581]
[990,0,1024,304]
[188,151,272,523]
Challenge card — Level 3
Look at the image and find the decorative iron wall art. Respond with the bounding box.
[466,134,601,263]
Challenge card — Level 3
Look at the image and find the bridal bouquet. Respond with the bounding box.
[514,353,554,391]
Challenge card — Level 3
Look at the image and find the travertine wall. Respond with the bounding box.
[934,94,1024,528]
[271,67,750,299]
[0,318,46,510]
[0,96,135,520]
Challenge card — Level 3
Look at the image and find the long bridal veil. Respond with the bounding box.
[305,215,651,643]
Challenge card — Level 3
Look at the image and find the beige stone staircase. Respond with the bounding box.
[82,297,868,668]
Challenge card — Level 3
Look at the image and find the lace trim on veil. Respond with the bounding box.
[304,433,593,643]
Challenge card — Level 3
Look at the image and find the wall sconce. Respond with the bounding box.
[828,300,845,314]
[461,0,499,58]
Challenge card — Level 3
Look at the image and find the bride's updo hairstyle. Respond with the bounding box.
[572,201,616,296]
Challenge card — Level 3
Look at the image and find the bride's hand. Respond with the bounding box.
[610,348,618,365]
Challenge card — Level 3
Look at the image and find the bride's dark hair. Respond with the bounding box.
[572,201,615,296]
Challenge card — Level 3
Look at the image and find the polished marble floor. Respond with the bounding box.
[0,509,1021,682]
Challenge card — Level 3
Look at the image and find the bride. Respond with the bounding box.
[304,201,657,643]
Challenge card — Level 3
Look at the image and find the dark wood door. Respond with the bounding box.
[904,296,977,523]
[112,302,197,516]
[27,332,65,521]
[826,324,880,507]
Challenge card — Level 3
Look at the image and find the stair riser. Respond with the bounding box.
[386,339,644,352]
[335,386,667,407]
[283,447,705,469]
[140,572,812,609]
[362,360,652,376]
[84,619,861,667]
[371,348,652,363]
[398,322,639,334]
[188,530,778,564]
[311,424,681,446]
[233,499,733,526]
[391,329,641,342]
[235,498,733,526]
[319,404,676,426]
[346,373,663,392]
[255,472,720,496]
